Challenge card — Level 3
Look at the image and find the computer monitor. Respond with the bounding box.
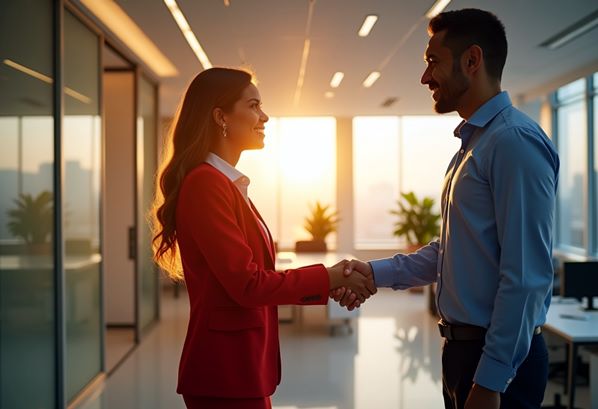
[561,261,598,311]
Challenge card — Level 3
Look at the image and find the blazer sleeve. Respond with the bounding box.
[177,168,330,308]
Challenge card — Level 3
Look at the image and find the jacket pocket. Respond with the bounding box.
[208,306,265,331]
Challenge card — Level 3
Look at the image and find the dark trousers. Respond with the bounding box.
[442,333,548,409]
[183,395,272,409]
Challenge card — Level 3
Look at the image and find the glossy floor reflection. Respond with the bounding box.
[76,287,591,409]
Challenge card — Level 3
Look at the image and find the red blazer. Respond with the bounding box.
[175,163,329,398]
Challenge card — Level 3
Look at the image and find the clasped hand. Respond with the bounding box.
[326,259,376,310]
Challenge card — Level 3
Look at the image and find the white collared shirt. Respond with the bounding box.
[204,153,270,245]
[205,152,251,203]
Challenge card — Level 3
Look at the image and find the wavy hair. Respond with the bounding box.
[151,67,252,280]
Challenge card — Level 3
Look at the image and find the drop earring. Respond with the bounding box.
[222,123,228,138]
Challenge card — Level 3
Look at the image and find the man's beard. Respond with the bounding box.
[434,66,470,114]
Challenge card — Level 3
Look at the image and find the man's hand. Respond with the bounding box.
[327,259,375,304]
[464,384,500,409]
[329,259,376,310]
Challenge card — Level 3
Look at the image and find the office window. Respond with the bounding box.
[238,117,336,250]
[401,116,462,205]
[556,79,587,251]
[353,116,460,249]
[353,117,401,248]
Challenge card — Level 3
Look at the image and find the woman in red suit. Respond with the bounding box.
[151,67,375,409]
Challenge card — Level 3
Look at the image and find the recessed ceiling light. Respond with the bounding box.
[330,72,344,88]
[425,0,451,19]
[540,9,598,49]
[358,15,378,37]
[163,0,212,70]
[363,71,381,88]
[325,91,335,99]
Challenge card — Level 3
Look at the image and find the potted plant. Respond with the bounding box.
[391,191,440,252]
[295,201,339,252]
[391,192,440,295]
[6,191,53,254]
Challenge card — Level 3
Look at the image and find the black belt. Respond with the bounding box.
[438,320,542,341]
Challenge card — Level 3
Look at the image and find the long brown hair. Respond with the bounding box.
[151,68,252,280]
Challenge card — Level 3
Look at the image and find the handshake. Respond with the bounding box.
[326,259,377,310]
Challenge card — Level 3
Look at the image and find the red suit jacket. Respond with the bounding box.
[175,163,329,398]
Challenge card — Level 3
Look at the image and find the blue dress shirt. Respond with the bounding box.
[370,91,559,392]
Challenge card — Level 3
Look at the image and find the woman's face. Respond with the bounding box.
[224,83,269,151]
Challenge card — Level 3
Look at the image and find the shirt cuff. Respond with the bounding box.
[369,258,397,288]
[473,352,517,393]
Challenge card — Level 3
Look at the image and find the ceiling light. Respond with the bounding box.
[293,39,311,106]
[329,72,344,88]
[362,71,381,88]
[358,15,378,37]
[324,91,335,99]
[425,0,451,19]
[163,0,212,70]
[80,0,177,77]
[540,9,598,49]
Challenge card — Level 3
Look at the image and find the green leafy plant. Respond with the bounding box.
[7,191,53,245]
[391,192,440,246]
[304,201,339,242]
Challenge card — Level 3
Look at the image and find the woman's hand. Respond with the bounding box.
[327,259,376,304]
[329,259,377,309]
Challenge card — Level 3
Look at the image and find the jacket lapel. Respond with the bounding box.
[248,199,276,264]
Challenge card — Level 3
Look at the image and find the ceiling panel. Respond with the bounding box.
[84,0,598,117]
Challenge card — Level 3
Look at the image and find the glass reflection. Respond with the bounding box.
[63,9,102,401]
[138,75,159,331]
[0,1,56,407]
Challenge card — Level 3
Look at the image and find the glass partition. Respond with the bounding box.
[0,1,56,407]
[63,9,102,401]
[137,75,159,331]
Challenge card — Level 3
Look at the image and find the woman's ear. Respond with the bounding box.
[212,107,226,127]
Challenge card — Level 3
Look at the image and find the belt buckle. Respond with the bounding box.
[438,320,452,340]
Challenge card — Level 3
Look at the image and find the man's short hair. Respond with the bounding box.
[429,8,508,81]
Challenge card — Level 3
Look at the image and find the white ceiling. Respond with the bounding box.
[86,0,598,117]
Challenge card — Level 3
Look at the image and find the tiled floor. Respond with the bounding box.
[76,288,591,409]
[105,327,136,373]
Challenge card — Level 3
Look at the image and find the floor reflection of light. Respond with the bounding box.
[274,407,338,409]
[355,318,400,409]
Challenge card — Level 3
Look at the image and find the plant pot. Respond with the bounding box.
[25,242,52,256]
[295,240,327,253]
[405,243,423,253]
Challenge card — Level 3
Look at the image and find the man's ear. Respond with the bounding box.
[463,44,483,74]
[212,107,226,127]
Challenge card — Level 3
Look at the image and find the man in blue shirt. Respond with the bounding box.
[334,8,559,409]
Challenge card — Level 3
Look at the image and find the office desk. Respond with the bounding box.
[543,297,598,409]
[275,252,359,332]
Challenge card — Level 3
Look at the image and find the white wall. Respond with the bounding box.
[103,72,135,325]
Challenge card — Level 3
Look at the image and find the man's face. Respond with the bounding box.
[421,31,470,114]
